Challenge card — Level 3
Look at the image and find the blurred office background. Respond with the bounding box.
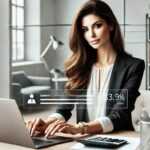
[0,0,150,106]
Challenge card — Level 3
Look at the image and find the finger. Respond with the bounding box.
[26,121,30,129]
[31,118,40,136]
[28,119,36,134]
[26,121,32,133]
[27,122,34,133]
[50,122,67,136]
[32,131,40,137]
[45,119,60,134]
[58,126,68,133]
[45,120,65,137]
[59,125,78,134]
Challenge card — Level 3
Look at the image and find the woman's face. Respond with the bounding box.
[81,14,112,50]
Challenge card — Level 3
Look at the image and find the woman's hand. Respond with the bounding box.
[26,117,58,136]
[44,122,82,138]
[44,120,104,138]
[26,118,103,138]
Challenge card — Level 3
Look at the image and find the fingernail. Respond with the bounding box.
[31,131,34,136]
[51,132,54,136]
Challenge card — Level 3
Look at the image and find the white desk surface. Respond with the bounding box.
[0,107,140,150]
[0,131,139,150]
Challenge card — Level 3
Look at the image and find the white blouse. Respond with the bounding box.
[87,64,114,133]
[50,64,114,133]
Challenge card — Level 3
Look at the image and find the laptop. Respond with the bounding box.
[0,98,73,149]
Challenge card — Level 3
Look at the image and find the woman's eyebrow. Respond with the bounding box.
[92,20,104,26]
[82,19,104,28]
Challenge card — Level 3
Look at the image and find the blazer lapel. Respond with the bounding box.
[108,53,127,90]
[106,53,127,113]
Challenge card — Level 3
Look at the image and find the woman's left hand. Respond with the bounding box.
[45,121,81,138]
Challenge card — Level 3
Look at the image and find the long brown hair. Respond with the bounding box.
[65,0,126,92]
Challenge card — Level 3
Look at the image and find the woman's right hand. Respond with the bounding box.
[26,117,58,137]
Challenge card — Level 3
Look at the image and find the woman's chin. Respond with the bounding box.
[90,44,100,49]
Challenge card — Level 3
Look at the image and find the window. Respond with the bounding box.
[10,0,24,61]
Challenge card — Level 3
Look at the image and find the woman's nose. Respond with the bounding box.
[89,29,96,37]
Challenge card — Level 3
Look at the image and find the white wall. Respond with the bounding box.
[12,0,149,89]
[0,0,10,97]
[55,0,87,24]
[124,0,150,89]
[25,0,41,61]
[40,0,55,70]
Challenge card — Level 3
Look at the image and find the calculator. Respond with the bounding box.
[77,136,128,148]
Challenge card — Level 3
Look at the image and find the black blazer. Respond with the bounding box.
[56,53,145,131]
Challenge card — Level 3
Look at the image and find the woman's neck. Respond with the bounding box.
[96,45,116,68]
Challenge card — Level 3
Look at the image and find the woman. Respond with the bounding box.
[27,0,145,137]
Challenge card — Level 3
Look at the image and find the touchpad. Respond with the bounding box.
[32,136,73,148]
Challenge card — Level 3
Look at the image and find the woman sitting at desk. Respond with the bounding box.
[27,0,145,137]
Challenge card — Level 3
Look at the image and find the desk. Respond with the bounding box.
[0,108,140,150]
[0,131,139,150]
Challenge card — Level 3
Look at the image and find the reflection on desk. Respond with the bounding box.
[0,131,139,150]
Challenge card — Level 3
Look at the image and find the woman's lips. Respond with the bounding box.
[90,39,100,45]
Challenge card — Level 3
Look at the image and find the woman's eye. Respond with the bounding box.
[82,28,88,33]
[95,23,102,28]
